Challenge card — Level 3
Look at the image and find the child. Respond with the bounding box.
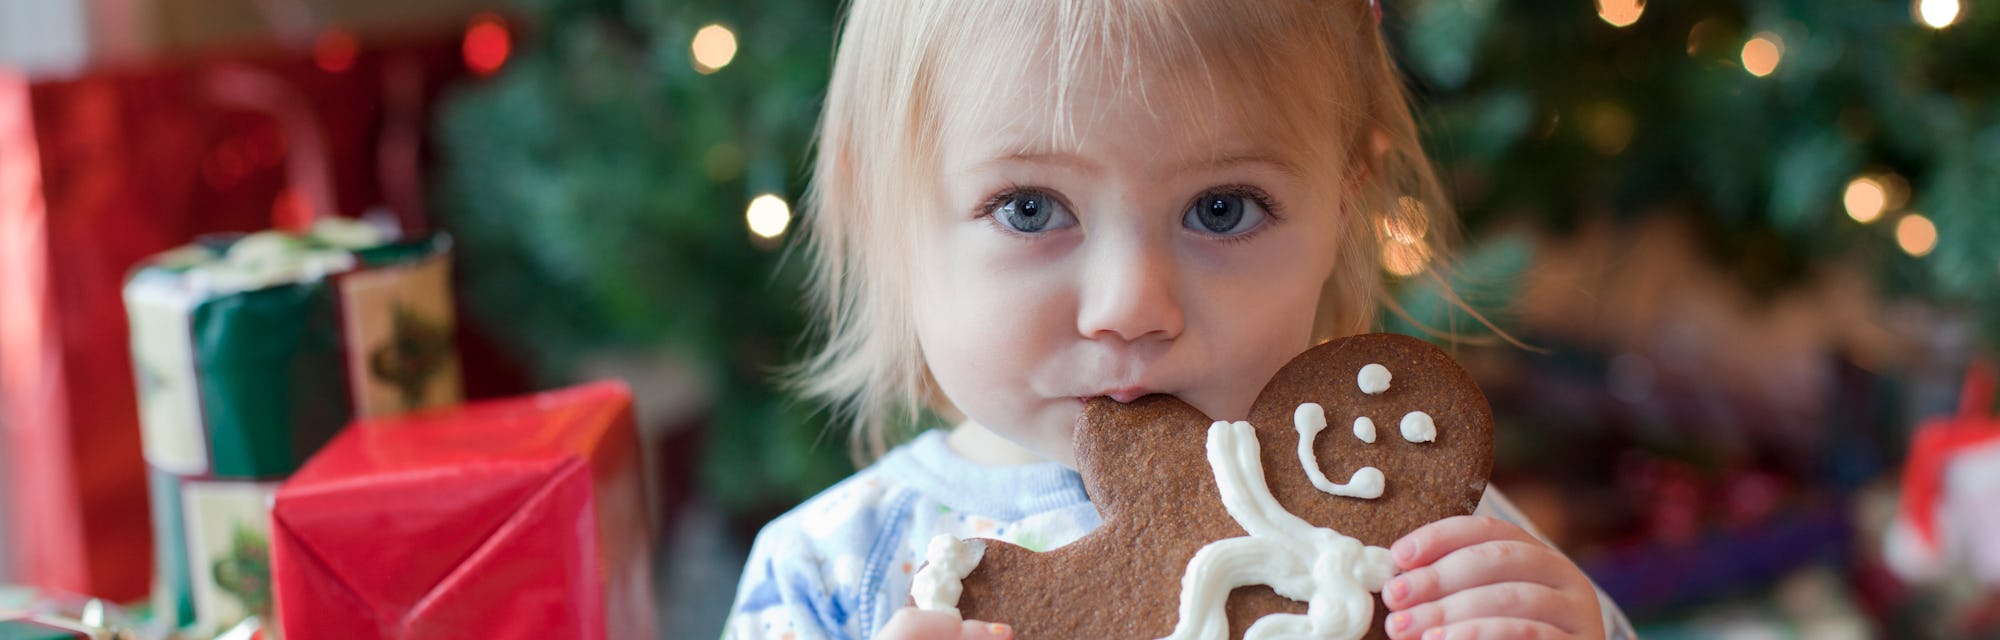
[730,1,1636,638]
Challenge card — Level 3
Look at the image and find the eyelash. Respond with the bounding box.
[1195,184,1285,243]
[971,184,1286,240]
[972,183,1047,219]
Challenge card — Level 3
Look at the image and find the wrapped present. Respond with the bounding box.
[124,223,460,636]
[143,469,285,636]
[0,23,479,601]
[1886,361,2000,586]
[0,586,140,640]
[270,382,657,640]
[125,223,460,478]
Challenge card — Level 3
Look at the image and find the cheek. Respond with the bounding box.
[1207,230,1340,334]
[1182,225,1345,416]
[911,229,1069,395]
[916,242,1046,347]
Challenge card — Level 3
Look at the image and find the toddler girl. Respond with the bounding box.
[729,1,1636,638]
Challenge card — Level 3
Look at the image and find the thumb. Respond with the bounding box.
[879,608,1014,640]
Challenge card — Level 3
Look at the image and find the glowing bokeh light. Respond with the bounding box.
[747,194,792,239]
[692,24,739,74]
[1742,33,1783,77]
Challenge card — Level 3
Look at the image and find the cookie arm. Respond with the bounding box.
[1210,421,1320,542]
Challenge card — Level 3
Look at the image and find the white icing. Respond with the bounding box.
[1159,420,1397,640]
[1400,411,1437,443]
[1293,404,1385,500]
[1357,364,1391,395]
[1353,416,1377,443]
[911,534,985,616]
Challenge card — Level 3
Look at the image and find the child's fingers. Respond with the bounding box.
[1382,540,1576,610]
[954,620,1015,640]
[878,609,961,639]
[1381,582,1584,640]
[877,608,1015,640]
[1402,618,1576,640]
[1391,515,1539,570]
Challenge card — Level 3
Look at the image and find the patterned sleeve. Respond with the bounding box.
[724,518,846,640]
[1476,484,1639,640]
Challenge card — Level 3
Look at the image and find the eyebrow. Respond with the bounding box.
[1179,152,1306,180]
[969,150,1304,180]
[974,151,1103,176]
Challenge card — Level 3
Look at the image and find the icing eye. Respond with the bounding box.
[1400,411,1436,443]
[1358,364,1391,395]
[1353,416,1376,443]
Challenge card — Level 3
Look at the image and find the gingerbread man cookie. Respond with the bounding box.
[911,333,1495,639]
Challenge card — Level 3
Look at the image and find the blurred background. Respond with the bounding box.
[1,0,1996,637]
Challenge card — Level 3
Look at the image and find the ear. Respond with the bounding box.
[1347,128,1393,188]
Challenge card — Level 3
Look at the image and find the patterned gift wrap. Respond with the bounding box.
[143,470,283,636]
[121,221,462,635]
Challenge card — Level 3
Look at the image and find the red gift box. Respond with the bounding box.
[270,381,656,639]
[0,30,480,600]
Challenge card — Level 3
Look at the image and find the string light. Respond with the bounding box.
[1382,196,1430,244]
[746,194,792,239]
[1597,0,1644,27]
[1843,176,1887,223]
[1381,241,1431,277]
[1687,20,1719,56]
[1896,213,1938,257]
[1879,173,1912,210]
[463,13,510,76]
[1381,196,1432,276]
[1741,33,1783,77]
[1582,102,1635,157]
[314,29,358,73]
[1917,0,1961,28]
[692,24,739,74]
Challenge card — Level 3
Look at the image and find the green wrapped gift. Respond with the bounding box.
[123,219,460,479]
[122,219,462,635]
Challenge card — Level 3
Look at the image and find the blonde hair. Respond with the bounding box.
[789,0,1457,462]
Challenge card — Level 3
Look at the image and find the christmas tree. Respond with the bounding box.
[1396,0,1997,330]
[431,0,849,520]
[431,0,1998,543]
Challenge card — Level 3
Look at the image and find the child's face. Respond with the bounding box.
[912,52,1353,468]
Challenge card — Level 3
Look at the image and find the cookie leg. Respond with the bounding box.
[1158,536,1301,640]
[1242,611,1311,640]
[1242,584,1375,640]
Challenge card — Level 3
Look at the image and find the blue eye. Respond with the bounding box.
[1183,191,1269,236]
[990,190,1076,234]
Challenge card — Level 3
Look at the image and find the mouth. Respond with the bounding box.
[1078,387,1153,404]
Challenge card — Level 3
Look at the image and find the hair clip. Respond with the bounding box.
[1369,0,1382,23]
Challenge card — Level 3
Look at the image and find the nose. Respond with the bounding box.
[1076,234,1185,344]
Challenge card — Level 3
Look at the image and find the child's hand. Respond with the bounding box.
[1381,515,1605,640]
[877,608,1014,640]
